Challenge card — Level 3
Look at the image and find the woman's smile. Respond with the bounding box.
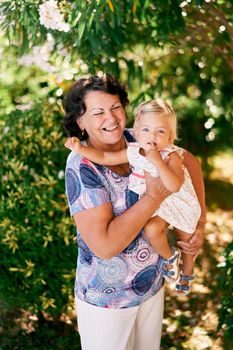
[102,123,119,132]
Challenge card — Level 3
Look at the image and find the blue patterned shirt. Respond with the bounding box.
[65,130,164,308]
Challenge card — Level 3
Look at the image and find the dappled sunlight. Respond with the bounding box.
[161,152,233,349]
[189,327,214,350]
[210,153,233,184]
[0,0,232,348]
[1,154,232,348]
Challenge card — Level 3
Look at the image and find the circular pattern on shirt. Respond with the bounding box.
[94,164,104,172]
[85,288,102,304]
[97,257,128,285]
[123,236,139,254]
[105,169,127,191]
[129,244,155,271]
[79,263,95,286]
[65,168,81,205]
[151,273,164,295]
[78,238,93,265]
[131,265,159,296]
[80,164,104,188]
[81,190,95,208]
[125,188,139,209]
[101,284,125,302]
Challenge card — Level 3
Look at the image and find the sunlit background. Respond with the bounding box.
[0,1,232,349]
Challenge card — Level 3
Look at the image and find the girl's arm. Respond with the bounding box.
[146,149,184,192]
[65,137,128,165]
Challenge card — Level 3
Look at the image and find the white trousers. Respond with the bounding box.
[76,286,164,350]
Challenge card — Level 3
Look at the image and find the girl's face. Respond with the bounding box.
[78,91,126,151]
[135,113,171,150]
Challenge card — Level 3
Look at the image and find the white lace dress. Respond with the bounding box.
[127,143,201,234]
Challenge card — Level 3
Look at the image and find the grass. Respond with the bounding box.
[1,152,233,350]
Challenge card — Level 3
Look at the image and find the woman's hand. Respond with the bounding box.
[144,171,171,202]
[177,221,205,260]
[64,137,82,152]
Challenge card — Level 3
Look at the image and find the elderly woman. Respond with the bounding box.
[63,74,206,350]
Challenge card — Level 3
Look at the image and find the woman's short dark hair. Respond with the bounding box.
[62,74,129,139]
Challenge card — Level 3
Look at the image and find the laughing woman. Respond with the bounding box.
[63,74,206,350]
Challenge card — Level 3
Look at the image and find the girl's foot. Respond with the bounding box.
[162,248,181,284]
[175,271,195,294]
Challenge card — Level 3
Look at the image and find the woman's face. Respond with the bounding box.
[78,91,126,150]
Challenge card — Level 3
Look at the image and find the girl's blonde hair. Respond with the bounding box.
[133,98,177,143]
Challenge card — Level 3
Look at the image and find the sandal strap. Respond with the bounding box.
[175,283,190,292]
[162,248,180,265]
[180,273,195,281]
[161,248,181,282]
[162,268,175,277]
[175,271,195,294]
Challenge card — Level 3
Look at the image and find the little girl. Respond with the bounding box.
[65,99,201,294]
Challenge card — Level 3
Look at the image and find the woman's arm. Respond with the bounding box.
[65,137,128,165]
[73,174,170,259]
[146,149,184,192]
[177,150,206,256]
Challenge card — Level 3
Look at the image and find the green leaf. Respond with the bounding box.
[77,21,86,41]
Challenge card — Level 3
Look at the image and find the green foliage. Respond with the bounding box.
[0,0,47,53]
[0,102,76,316]
[0,0,233,323]
[126,49,233,167]
[0,0,185,68]
[217,241,233,340]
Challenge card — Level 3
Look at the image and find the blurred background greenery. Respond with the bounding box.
[0,0,232,349]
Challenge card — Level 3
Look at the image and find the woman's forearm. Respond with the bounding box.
[74,177,170,259]
[105,193,165,257]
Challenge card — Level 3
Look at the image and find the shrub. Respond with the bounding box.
[217,241,233,340]
[0,102,76,317]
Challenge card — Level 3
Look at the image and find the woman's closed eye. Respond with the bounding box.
[91,111,104,117]
[111,105,122,111]
[90,105,122,116]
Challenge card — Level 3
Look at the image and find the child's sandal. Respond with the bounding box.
[175,272,195,294]
[162,248,181,284]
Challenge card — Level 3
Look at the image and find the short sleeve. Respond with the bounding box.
[65,152,111,216]
[160,145,184,160]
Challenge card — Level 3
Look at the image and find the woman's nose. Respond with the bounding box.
[105,109,116,121]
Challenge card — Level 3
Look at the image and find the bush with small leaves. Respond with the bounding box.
[217,241,233,341]
[0,102,76,318]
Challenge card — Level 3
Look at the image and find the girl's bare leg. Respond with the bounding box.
[145,217,181,283]
[144,216,172,259]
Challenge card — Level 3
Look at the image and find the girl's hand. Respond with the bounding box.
[142,140,164,164]
[145,146,162,164]
[177,221,205,260]
[64,137,82,152]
